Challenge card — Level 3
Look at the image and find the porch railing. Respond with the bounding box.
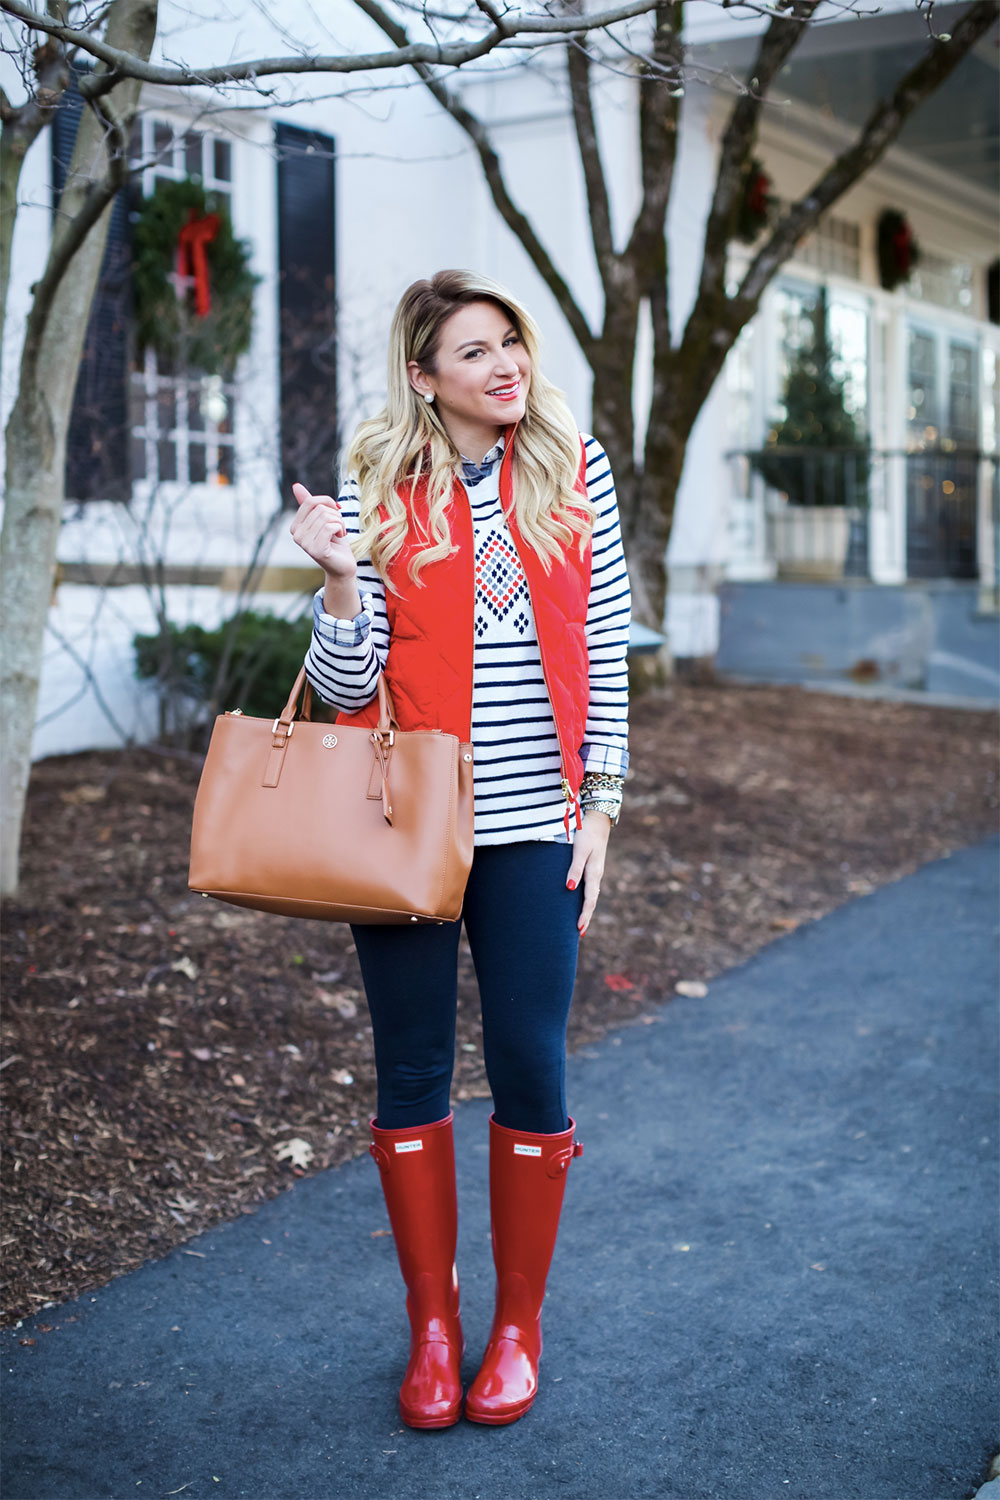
[725,446,1000,588]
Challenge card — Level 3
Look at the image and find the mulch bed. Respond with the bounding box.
[1,680,996,1329]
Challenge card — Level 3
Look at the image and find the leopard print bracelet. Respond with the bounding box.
[580,771,624,826]
[580,772,625,797]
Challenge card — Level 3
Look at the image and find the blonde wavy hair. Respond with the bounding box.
[345,269,594,589]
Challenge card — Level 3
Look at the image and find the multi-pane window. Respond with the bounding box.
[724,322,755,450]
[908,252,975,316]
[949,342,978,443]
[128,117,238,487]
[774,201,862,281]
[906,328,938,443]
[129,367,236,487]
[137,119,233,197]
[772,281,870,425]
[906,327,979,447]
[905,323,980,578]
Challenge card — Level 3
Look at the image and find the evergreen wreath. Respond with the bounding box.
[877,208,920,292]
[131,177,258,373]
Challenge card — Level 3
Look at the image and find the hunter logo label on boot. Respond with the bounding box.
[394,1140,424,1153]
[514,1143,542,1156]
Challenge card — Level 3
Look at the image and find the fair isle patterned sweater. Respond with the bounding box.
[304,433,631,846]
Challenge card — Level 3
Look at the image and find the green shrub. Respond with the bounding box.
[134,610,322,744]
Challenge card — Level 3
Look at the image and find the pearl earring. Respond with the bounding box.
[423,391,435,404]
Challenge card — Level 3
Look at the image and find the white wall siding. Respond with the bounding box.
[32,583,312,763]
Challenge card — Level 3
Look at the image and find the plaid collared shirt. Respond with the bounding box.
[459,437,505,488]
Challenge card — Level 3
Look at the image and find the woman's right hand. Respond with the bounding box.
[289,482,357,580]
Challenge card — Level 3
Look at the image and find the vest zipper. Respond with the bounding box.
[535,611,581,837]
[497,438,582,839]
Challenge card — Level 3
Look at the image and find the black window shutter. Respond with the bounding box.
[275,123,337,504]
[50,64,132,503]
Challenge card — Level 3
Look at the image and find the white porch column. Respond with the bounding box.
[870,299,907,583]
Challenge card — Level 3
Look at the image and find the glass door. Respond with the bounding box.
[763,280,871,577]
[905,324,979,578]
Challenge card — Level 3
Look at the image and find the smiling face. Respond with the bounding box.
[407,299,532,462]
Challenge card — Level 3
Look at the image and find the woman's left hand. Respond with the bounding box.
[566,810,612,937]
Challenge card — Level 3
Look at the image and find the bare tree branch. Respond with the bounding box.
[566,33,616,281]
[733,0,1000,312]
[626,0,683,271]
[352,0,597,355]
[19,87,128,390]
[473,0,509,24]
[0,35,71,359]
[636,5,681,468]
[0,0,668,92]
[41,613,131,743]
[689,0,819,323]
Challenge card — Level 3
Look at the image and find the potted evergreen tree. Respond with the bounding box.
[751,289,871,579]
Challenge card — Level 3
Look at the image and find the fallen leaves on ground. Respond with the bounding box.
[274,1139,315,1170]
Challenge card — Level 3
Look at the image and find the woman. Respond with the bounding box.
[290,270,630,1429]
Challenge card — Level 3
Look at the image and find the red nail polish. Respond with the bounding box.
[567,879,576,891]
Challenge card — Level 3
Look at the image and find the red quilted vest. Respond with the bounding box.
[337,427,592,828]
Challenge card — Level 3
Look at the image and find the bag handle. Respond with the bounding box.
[374,673,399,736]
[270,668,400,826]
[274,669,310,733]
[275,669,400,736]
[369,677,401,825]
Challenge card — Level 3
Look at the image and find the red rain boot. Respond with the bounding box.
[369,1112,464,1429]
[464,1114,582,1426]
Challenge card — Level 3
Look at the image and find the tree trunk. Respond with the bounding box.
[629,456,678,629]
[619,402,685,688]
[0,0,158,899]
[595,342,687,621]
[590,294,638,481]
[591,310,685,686]
[589,293,662,639]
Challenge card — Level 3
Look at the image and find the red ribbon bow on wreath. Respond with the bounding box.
[892,220,914,278]
[747,169,771,217]
[176,208,220,319]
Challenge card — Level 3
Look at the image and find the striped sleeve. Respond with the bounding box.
[580,434,631,777]
[302,479,388,711]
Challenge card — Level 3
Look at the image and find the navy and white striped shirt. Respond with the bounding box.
[304,433,630,845]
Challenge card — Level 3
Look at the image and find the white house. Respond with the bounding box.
[2,0,997,761]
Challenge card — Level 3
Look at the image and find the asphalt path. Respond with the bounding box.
[2,837,997,1500]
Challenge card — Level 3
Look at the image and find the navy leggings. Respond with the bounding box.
[351,841,584,1135]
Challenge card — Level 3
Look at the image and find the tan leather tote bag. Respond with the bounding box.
[189,669,474,923]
